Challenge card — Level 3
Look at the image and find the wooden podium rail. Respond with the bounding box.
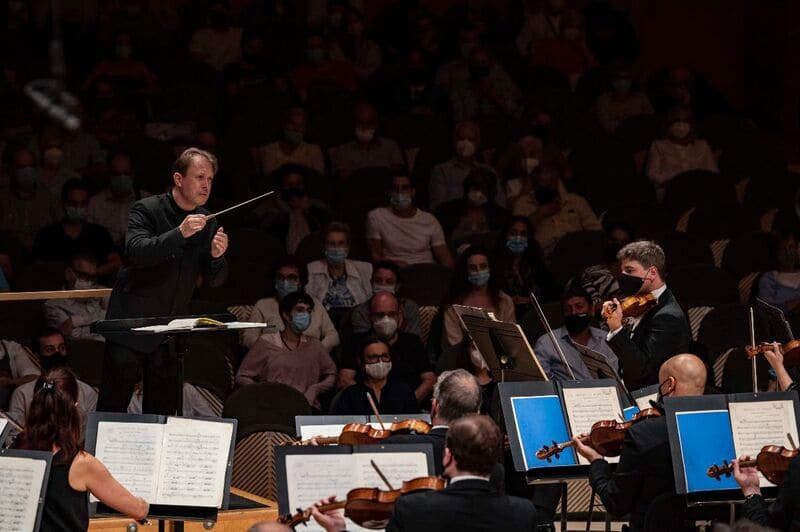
[0,288,112,302]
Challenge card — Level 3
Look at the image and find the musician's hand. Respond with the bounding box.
[311,495,346,532]
[308,435,323,446]
[763,342,784,371]
[572,433,602,462]
[602,298,624,332]
[733,455,761,497]
[211,227,228,258]
[179,214,207,238]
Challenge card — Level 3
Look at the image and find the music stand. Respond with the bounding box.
[571,341,634,407]
[756,298,795,343]
[453,305,547,382]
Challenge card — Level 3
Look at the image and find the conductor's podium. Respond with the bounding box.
[88,488,279,531]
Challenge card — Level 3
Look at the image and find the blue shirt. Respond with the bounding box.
[533,325,618,381]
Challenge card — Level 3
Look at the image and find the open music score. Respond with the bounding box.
[560,386,622,465]
[0,450,51,532]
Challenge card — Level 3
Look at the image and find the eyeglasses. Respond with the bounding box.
[364,353,391,364]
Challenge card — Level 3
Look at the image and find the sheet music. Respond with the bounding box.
[354,452,429,488]
[93,422,164,503]
[0,418,7,442]
[729,400,799,487]
[635,393,658,411]
[155,418,233,507]
[561,386,622,465]
[0,456,46,532]
[132,320,267,332]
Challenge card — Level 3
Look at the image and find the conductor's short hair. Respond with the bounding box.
[172,147,219,176]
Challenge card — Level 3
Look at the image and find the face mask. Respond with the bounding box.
[324,247,348,265]
[43,147,63,167]
[275,279,299,298]
[522,157,539,174]
[564,313,592,335]
[291,311,311,333]
[456,139,476,158]
[617,272,646,296]
[534,186,558,205]
[467,190,487,207]
[73,278,96,290]
[355,128,375,143]
[15,167,39,186]
[284,129,303,144]
[613,79,632,94]
[110,174,134,195]
[372,283,396,294]
[373,316,398,340]
[116,44,133,59]
[468,269,490,287]
[470,346,488,369]
[506,236,528,255]
[307,48,326,64]
[365,360,392,380]
[41,354,69,370]
[460,42,477,59]
[563,28,581,41]
[65,206,88,222]
[390,193,412,209]
[670,121,691,140]
[281,187,306,201]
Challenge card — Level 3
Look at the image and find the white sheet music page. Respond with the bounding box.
[155,418,233,507]
[285,454,357,532]
[0,456,46,532]
[561,386,623,465]
[354,452,429,487]
[93,422,164,503]
[729,400,799,487]
[634,393,658,411]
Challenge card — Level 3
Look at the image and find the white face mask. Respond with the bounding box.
[372,283,396,295]
[470,345,488,369]
[73,278,96,290]
[355,128,376,143]
[365,361,392,380]
[670,121,692,140]
[522,157,539,174]
[456,139,476,158]
[373,316,398,339]
[467,190,488,206]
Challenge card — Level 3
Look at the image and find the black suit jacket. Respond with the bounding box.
[105,193,228,352]
[386,479,540,532]
[608,288,690,389]
[743,454,800,531]
[589,415,676,532]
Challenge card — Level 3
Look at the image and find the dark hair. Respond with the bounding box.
[323,221,352,244]
[372,260,401,284]
[36,327,65,351]
[433,369,482,423]
[60,178,89,202]
[272,256,308,287]
[355,335,391,369]
[279,290,314,316]
[445,415,501,476]
[16,367,82,464]
[389,169,414,188]
[442,245,502,309]
[560,284,592,307]
[172,147,219,175]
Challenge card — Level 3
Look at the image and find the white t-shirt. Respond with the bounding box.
[365,207,446,265]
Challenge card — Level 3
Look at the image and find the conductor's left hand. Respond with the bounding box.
[211,227,228,258]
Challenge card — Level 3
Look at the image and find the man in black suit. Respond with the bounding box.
[602,240,691,390]
[97,148,229,415]
[312,415,541,532]
[573,353,706,532]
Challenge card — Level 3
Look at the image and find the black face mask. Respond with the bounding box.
[617,272,645,296]
[533,186,557,205]
[41,354,69,370]
[564,313,591,335]
[282,187,306,201]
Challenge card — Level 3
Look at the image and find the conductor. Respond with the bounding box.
[97,148,229,415]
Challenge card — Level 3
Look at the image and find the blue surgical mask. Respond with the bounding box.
[468,269,491,287]
[110,174,134,195]
[291,311,311,333]
[390,193,412,209]
[325,247,348,265]
[15,167,39,187]
[275,279,299,298]
[506,236,528,255]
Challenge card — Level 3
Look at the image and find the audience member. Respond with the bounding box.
[43,254,107,341]
[366,173,454,267]
[351,260,422,338]
[290,32,357,102]
[436,167,510,242]
[0,338,39,409]
[253,108,325,177]
[450,45,522,121]
[331,103,404,178]
[328,7,382,81]
[127,381,217,418]
[387,49,450,118]
[501,135,545,205]
[516,0,567,56]
[530,9,598,88]
[235,291,337,409]
[756,230,800,332]
[32,125,81,195]
[435,25,482,92]
[569,222,634,308]
[595,65,654,133]
[222,31,273,91]
[189,0,243,72]
[243,257,339,351]
[82,31,160,99]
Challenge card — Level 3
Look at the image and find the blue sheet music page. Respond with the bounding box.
[511,395,575,470]
[676,410,737,492]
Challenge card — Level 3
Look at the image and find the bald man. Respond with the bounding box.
[247,522,291,532]
[573,353,706,532]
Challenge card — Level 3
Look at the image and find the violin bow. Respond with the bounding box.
[749,307,758,392]
[370,460,395,491]
[366,392,386,430]
[529,291,576,380]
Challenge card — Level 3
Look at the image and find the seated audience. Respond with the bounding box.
[530,9,598,88]
[450,45,522,121]
[236,292,337,409]
[87,149,151,246]
[82,31,160,98]
[516,0,566,56]
[290,32,357,103]
[442,246,516,348]
[351,260,421,337]
[188,1,242,72]
[328,7,382,81]
[264,166,331,254]
[512,164,602,259]
[306,222,373,315]
[33,179,121,277]
[646,104,718,189]
[594,64,654,133]
[243,258,339,351]
[253,108,325,177]
[568,222,634,308]
[435,24,482,91]
[366,172,454,268]
[331,103,404,178]
[533,286,618,381]
[32,125,81,195]
[340,292,435,403]
[43,254,108,341]
[0,338,39,410]
[500,135,545,205]
[757,230,800,332]
[16,367,149,530]
[436,167,510,243]
[334,337,420,415]
[386,49,451,118]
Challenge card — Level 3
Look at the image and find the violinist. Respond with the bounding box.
[602,240,691,389]
[573,353,706,531]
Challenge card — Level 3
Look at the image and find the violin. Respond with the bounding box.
[278,476,446,529]
[293,419,432,446]
[745,341,800,368]
[707,445,799,485]
[602,294,657,320]
[536,408,662,462]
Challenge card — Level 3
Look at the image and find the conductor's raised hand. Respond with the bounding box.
[211,227,228,258]
[179,214,207,238]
